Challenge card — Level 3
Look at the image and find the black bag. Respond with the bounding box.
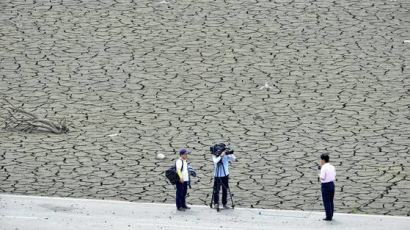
[165,160,183,185]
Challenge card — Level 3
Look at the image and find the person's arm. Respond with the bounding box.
[227,154,236,161]
[320,166,326,181]
[212,154,223,164]
[176,159,184,183]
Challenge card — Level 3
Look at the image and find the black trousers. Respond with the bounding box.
[321,181,335,220]
[213,176,229,205]
[176,181,188,209]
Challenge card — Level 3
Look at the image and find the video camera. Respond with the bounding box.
[210,143,234,157]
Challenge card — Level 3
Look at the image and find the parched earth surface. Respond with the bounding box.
[0,0,409,216]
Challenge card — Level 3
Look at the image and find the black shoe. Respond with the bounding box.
[177,208,186,211]
[183,206,191,210]
[323,218,332,221]
[223,205,231,209]
[215,204,219,211]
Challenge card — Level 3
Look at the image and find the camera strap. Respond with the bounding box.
[215,158,226,177]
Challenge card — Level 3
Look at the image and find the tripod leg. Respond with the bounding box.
[222,179,234,209]
[210,182,214,208]
[220,165,235,209]
[225,177,234,209]
[227,186,234,209]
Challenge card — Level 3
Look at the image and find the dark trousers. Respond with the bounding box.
[213,176,229,205]
[176,181,188,209]
[321,182,335,220]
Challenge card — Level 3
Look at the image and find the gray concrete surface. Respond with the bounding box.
[1,194,409,230]
[0,0,409,216]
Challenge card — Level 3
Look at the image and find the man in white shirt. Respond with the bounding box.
[319,154,336,221]
[176,149,190,211]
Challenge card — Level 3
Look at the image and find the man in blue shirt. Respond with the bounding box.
[212,149,236,210]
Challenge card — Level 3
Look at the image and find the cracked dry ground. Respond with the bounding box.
[0,0,409,216]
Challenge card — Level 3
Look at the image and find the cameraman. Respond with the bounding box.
[212,149,236,210]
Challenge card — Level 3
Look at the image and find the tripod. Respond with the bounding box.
[209,160,235,212]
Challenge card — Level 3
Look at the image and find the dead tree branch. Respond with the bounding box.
[2,98,69,134]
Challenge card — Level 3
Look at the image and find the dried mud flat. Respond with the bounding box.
[0,0,409,216]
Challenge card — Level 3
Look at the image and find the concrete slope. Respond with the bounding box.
[0,194,409,230]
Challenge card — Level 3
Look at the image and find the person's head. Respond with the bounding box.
[179,149,191,160]
[320,154,330,166]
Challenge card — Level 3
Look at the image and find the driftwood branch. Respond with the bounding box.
[2,98,69,134]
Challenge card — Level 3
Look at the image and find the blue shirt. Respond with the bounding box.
[212,154,236,177]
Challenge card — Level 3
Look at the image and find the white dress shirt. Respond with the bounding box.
[320,163,336,183]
